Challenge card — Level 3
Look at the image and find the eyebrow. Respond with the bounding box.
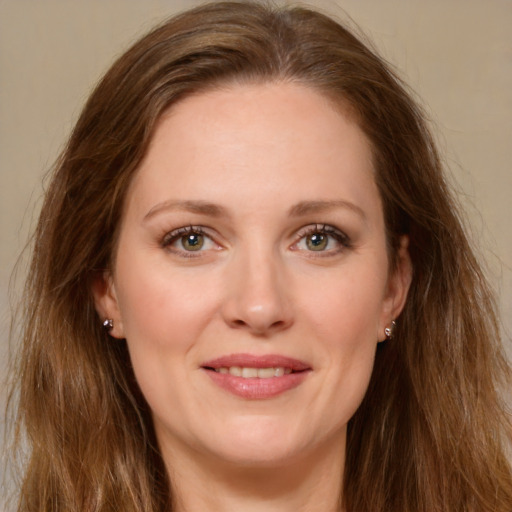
[143,200,228,221]
[288,200,366,221]
[143,198,366,222]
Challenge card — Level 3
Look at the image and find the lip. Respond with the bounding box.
[202,353,311,371]
[201,353,311,399]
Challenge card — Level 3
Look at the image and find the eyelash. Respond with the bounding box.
[161,225,214,258]
[293,224,351,255]
[160,223,351,257]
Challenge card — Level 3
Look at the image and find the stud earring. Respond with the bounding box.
[102,318,114,332]
[384,320,396,340]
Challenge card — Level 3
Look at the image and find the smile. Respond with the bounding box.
[213,367,293,378]
[201,353,311,399]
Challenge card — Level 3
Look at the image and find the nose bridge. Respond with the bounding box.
[222,236,293,335]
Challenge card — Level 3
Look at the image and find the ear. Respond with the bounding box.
[379,235,412,341]
[91,271,125,338]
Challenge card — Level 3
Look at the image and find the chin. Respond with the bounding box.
[209,442,304,469]
[197,415,321,468]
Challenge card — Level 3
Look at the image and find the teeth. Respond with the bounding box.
[229,366,242,377]
[241,367,258,378]
[258,367,276,378]
[215,367,293,378]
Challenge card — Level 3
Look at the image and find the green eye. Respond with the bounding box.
[294,224,350,255]
[181,233,204,251]
[306,233,328,251]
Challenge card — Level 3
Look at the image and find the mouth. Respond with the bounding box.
[201,353,311,399]
[207,366,294,378]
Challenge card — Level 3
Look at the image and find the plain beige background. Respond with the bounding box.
[1,0,511,501]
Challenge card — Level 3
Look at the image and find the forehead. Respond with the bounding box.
[125,81,381,223]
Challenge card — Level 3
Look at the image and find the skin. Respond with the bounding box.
[94,82,412,511]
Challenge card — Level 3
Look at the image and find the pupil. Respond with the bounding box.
[307,233,327,251]
[183,233,203,251]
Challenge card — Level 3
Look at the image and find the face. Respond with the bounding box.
[94,82,411,471]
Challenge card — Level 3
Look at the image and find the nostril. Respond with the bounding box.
[228,317,289,334]
[222,292,294,334]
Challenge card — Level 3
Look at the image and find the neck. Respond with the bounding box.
[163,436,346,512]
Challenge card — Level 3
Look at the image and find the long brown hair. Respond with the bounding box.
[8,2,512,511]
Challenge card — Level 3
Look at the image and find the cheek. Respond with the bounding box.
[297,262,386,425]
[301,262,387,348]
[113,251,225,387]
[116,252,216,337]
[113,257,223,415]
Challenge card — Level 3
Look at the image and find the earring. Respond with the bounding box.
[384,320,396,340]
[102,318,114,332]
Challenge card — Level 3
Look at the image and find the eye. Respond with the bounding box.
[181,232,205,251]
[162,226,218,255]
[305,232,329,251]
[293,224,350,254]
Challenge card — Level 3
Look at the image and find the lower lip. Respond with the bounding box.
[204,369,310,399]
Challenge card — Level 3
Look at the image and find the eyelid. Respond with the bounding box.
[162,225,205,245]
[161,225,222,257]
[159,223,350,258]
[292,223,351,253]
[295,223,348,240]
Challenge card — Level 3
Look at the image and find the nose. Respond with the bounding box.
[221,248,294,336]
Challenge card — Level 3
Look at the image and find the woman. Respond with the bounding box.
[8,1,512,511]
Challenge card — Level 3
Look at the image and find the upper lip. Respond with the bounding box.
[202,353,311,371]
